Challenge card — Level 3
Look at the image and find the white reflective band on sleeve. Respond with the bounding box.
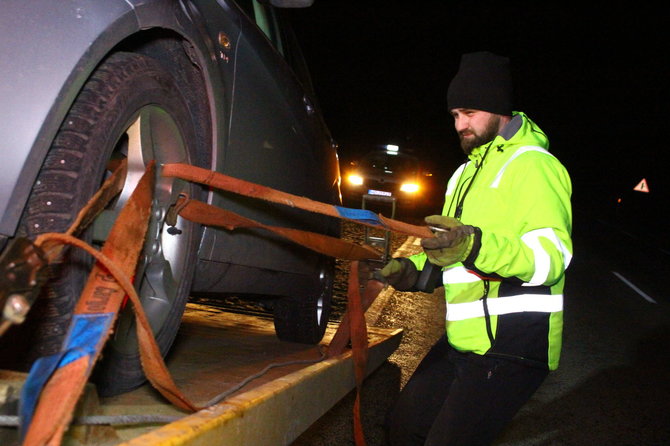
[521,228,573,286]
[443,266,481,284]
[490,146,553,188]
[446,293,563,321]
[445,163,468,196]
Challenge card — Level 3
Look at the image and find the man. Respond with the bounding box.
[378,51,573,445]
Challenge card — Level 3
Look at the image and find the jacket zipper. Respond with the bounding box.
[481,280,494,345]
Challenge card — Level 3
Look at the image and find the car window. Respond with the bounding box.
[235,0,284,56]
[277,14,318,98]
[234,0,318,101]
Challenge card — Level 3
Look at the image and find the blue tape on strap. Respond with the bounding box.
[19,313,114,438]
[64,313,114,360]
[19,352,66,439]
[334,206,383,226]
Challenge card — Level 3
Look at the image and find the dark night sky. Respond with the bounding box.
[288,2,668,229]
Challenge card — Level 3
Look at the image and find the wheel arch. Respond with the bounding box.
[115,29,216,172]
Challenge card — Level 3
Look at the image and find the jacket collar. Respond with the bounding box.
[499,113,523,140]
[467,112,548,164]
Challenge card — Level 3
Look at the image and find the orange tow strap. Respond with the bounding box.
[162,163,434,238]
[24,161,161,445]
[334,262,385,446]
[172,196,382,261]
[22,162,420,446]
[160,164,403,446]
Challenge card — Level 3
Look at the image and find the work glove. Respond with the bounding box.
[370,257,419,291]
[421,215,476,267]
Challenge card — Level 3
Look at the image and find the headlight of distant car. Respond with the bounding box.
[400,182,420,193]
[347,173,364,186]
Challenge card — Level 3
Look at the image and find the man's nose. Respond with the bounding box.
[454,117,468,132]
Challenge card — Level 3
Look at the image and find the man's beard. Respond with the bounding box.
[459,115,501,155]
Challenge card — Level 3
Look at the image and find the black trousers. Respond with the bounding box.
[386,336,548,446]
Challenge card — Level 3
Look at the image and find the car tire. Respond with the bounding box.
[273,257,334,344]
[20,51,205,396]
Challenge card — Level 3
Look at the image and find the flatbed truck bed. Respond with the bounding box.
[1,302,402,445]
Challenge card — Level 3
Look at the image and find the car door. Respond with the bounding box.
[193,0,332,274]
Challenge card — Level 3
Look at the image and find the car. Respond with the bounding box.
[341,145,428,212]
[0,0,341,396]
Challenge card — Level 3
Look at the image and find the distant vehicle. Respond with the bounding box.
[0,0,340,396]
[341,145,429,211]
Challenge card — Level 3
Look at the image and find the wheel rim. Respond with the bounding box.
[92,105,193,354]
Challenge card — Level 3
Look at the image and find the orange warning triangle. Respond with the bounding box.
[633,178,650,193]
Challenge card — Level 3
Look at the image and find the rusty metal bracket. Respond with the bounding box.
[0,237,49,335]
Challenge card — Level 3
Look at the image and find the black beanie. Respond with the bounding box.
[447,51,513,115]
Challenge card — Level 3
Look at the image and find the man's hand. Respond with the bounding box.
[370,258,419,291]
[421,215,476,266]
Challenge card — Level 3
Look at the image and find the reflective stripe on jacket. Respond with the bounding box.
[410,112,572,370]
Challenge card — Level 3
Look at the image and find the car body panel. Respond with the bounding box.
[0,0,139,236]
[0,0,340,295]
[197,2,331,274]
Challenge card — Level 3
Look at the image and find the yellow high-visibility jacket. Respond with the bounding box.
[410,112,572,370]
